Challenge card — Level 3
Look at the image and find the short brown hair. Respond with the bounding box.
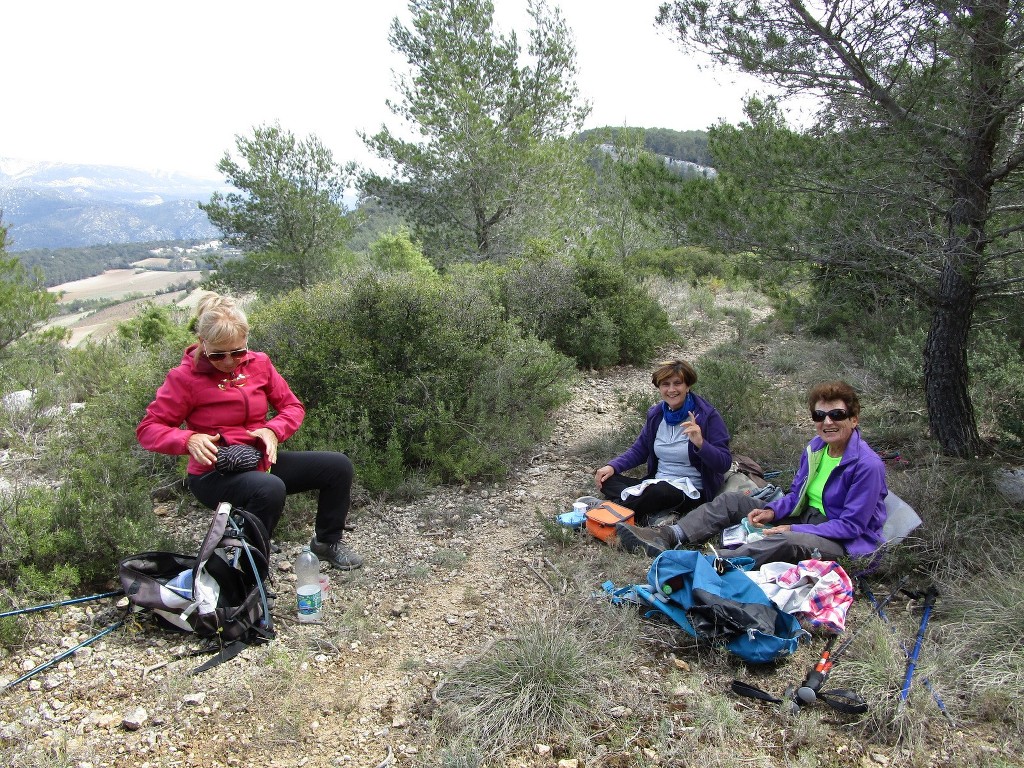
[652,360,698,388]
[807,380,861,418]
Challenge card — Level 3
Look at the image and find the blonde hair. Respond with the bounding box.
[651,359,697,388]
[194,293,248,349]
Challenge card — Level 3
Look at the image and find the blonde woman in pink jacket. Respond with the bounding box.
[137,293,362,570]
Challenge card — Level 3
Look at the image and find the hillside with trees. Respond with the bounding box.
[578,125,713,166]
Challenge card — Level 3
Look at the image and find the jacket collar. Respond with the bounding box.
[808,427,863,465]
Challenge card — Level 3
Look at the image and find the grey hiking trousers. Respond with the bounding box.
[677,492,846,569]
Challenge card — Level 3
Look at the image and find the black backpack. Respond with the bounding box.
[119,502,274,671]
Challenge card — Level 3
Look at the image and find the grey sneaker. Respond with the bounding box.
[310,536,364,570]
[615,523,677,557]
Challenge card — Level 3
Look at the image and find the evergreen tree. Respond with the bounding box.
[201,123,355,295]
[655,0,1024,456]
[361,0,590,263]
[0,222,58,355]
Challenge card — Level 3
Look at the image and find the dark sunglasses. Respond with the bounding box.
[811,408,850,423]
[204,343,248,362]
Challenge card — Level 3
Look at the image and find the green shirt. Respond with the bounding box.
[806,450,842,516]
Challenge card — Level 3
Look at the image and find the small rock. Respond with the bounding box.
[558,760,579,768]
[672,657,690,671]
[534,744,551,755]
[183,692,207,706]
[608,705,631,718]
[122,707,148,730]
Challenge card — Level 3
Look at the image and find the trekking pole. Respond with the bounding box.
[859,581,955,726]
[898,587,939,712]
[0,589,125,620]
[4,615,127,691]
[785,575,908,707]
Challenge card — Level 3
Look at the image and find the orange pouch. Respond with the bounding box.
[585,501,635,543]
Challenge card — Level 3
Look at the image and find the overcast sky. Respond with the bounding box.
[2,0,770,180]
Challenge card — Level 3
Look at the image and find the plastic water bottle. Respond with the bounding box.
[295,546,322,622]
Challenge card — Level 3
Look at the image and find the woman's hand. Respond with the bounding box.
[746,507,776,528]
[682,411,703,449]
[762,524,792,536]
[248,428,279,464]
[594,465,614,490]
[187,432,221,466]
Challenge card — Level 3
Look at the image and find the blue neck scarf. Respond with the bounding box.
[662,393,696,426]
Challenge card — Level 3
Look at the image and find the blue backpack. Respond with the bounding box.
[624,550,808,664]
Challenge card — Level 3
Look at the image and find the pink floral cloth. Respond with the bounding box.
[748,559,854,633]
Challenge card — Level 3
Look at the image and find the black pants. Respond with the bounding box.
[677,492,846,568]
[601,473,706,526]
[188,451,353,544]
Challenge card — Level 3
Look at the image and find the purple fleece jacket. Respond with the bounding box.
[608,393,732,499]
[766,429,887,557]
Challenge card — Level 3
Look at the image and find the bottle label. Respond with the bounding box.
[297,584,322,615]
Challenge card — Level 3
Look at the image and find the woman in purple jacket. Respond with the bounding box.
[617,380,888,568]
[594,360,732,526]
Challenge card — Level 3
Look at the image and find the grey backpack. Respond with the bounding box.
[119,502,274,668]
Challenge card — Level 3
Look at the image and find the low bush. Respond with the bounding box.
[692,343,772,438]
[0,333,182,601]
[457,249,674,369]
[625,245,741,284]
[253,272,574,492]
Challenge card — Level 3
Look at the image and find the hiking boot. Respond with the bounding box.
[310,536,364,570]
[616,523,678,557]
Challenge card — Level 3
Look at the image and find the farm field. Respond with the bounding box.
[45,268,205,346]
[48,268,202,303]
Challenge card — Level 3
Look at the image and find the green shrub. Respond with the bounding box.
[0,323,185,601]
[0,486,80,599]
[968,327,1024,446]
[366,228,437,278]
[457,250,673,369]
[625,245,740,284]
[572,254,675,366]
[693,343,772,436]
[252,273,573,492]
[42,342,181,586]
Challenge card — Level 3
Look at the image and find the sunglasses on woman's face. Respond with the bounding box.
[204,343,248,362]
[811,408,850,423]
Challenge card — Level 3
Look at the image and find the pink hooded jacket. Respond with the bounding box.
[137,344,305,476]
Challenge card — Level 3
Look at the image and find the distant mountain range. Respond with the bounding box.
[0,158,226,251]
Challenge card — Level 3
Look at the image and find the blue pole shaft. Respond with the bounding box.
[900,600,934,701]
[861,583,953,724]
[4,617,126,690]
[0,590,124,619]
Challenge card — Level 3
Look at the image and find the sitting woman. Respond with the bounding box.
[136,292,363,570]
[594,359,732,526]
[617,380,887,568]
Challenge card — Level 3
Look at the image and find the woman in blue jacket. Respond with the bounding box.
[617,380,888,568]
[594,360,732,526]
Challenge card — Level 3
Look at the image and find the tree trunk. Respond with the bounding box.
[923,262,982,456]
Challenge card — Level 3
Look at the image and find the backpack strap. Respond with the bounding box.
[190,633,268,675]
[193,502,233,588]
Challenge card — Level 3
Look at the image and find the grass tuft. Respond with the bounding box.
[431,602,637,760]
